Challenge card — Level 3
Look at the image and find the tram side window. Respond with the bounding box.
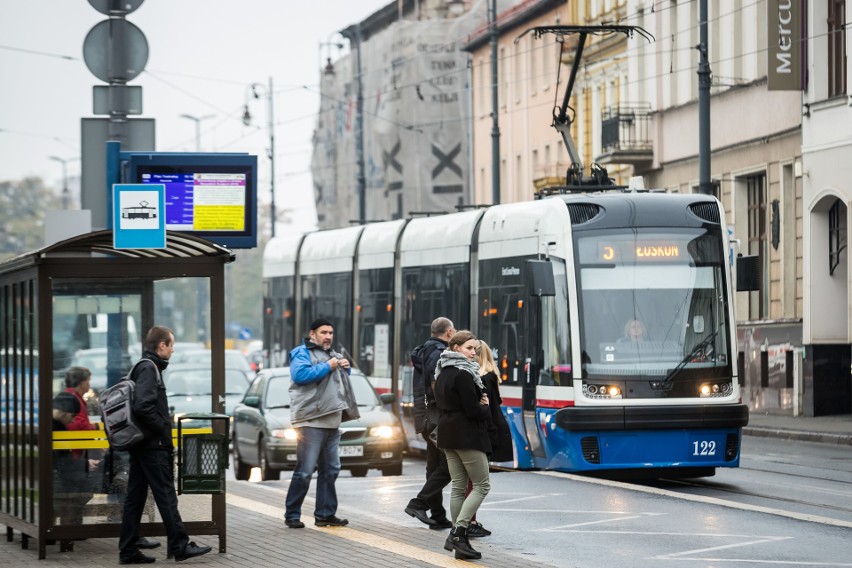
[478,257,571,387]
[478,256,528,387]
[264,276,294,367]
[358,267,394,377]
[540,260,571,386]
[400,263,469,374]
[300,272,353,354]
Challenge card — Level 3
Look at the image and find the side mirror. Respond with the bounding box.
[525,260,556,297]
[379,392,396,404]
[736,255,760,291]
[243,395,260,408]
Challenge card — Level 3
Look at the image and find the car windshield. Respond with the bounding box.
[265,376,291,408]
[169,349,252,373]
[165,368,249,396]
[350,373,380,406]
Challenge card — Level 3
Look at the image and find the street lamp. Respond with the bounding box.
[243,78,277,238]
[179,113,215,151]
[318,39,344,77]
[49,155,70,209]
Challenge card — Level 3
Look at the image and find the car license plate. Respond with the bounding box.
[339,445,364,457]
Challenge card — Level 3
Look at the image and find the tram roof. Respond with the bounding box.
[478,198,570,247]
[358,219,407,270]
[263,233,306,278]
[299,225,366,275]
[399,209,486,266]
[554,191,722,229]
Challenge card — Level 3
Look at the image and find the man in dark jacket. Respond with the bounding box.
[118,326,211,565]
[404,317,455,529]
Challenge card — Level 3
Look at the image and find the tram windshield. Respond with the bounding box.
[575,228,731,378]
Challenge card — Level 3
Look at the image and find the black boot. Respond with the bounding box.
[445,526,481,560]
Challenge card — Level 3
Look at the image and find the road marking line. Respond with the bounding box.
[534,470,852,529]
[226,493,481,567]
[654,535,792,559]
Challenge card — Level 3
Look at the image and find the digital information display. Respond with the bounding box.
[128,153,257,249]
[140,172,246,232]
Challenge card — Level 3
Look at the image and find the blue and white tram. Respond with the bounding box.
[262,192,749,475]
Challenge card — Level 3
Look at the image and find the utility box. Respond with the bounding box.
[177,413,230,495]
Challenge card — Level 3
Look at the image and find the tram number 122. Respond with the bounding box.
[692,440,717,456]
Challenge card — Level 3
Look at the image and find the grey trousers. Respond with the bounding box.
[444,448,491,528]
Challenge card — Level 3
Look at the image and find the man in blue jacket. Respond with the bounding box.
[284,318,354,529]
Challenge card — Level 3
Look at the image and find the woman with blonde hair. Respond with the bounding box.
[434,330,491,560]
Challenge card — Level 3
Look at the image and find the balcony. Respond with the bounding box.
[595,102,653,167]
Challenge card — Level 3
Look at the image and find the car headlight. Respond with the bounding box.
[369,425,401,439]
[271,428,298,440]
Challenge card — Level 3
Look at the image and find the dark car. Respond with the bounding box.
[163,364,252,426]
[231,367,404,481]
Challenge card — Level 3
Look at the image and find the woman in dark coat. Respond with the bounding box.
[434,330,491,561]
[461,339,514,539]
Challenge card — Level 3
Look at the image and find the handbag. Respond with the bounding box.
[428,422,439,446]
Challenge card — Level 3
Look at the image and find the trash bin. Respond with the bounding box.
[177,413,230,495]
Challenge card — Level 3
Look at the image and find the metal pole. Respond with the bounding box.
[268,76,277,237]
[354,24,367,224]
[179,113,215,151]
[49,156,70,209]
[489,0,501,205]
[697,0,712,195]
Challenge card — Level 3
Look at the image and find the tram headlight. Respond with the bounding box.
[582,383,622,399]
[699,382,732,398]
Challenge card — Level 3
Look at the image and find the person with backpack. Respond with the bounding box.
[117,326,211,565]
[403,317,455,530]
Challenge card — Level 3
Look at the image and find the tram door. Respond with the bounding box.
[521,260,556,460]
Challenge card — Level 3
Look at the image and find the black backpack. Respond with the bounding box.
[100,359,160,451]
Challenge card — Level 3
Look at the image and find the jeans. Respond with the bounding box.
[444,448,490,529]
[119,449,188,557]
[285,427,341,520]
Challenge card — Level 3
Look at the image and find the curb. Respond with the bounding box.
[743,426,852,446]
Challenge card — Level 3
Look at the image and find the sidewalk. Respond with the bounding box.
[1,480,548,568]
[744,411,852,445]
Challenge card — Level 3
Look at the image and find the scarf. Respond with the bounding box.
[435,349,483,389]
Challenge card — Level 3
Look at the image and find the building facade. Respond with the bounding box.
[801,0,852,416]
[618,0,812,415]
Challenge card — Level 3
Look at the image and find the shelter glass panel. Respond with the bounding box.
[0,277,39,524]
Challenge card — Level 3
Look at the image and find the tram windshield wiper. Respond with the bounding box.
[660,329,718,388]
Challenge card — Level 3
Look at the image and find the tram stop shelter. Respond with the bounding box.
[0,230,234,558]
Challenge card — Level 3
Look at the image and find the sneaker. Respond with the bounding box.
[466,521,491,538]
[285,519,305,529]
[404,506,437,526]
[315,515,349,527]
[429,516,453,530]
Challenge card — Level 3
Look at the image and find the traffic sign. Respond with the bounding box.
[113,183,165,249]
